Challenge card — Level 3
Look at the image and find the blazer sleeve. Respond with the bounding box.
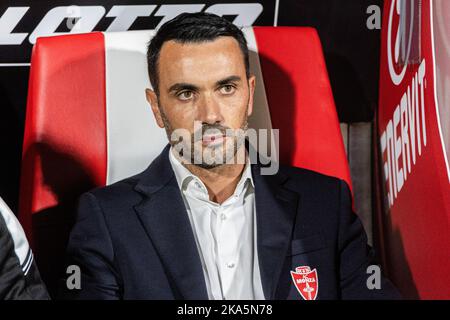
[60,192,121,300]
[337,180,401,299]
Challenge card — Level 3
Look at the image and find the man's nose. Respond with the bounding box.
[197,93,224,124]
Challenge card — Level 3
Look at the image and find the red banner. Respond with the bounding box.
[378,0,450,299]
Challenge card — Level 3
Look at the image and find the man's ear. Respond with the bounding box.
[145,88,165,128]
[247,74,256,117]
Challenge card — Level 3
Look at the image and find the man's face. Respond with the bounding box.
[146,36,255,168]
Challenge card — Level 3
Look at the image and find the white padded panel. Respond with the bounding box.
[104,30,168,185]
[243,28,274,155]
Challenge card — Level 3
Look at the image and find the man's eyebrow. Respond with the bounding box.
[168,83,199,93]
[167,76,242,94]
[216,75,242,86]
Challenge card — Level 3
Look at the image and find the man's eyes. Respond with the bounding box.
[177,91,194,101]
[175,84,236,101]
[219,84,236,95]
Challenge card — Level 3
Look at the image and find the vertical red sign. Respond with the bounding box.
[378,0,450,299]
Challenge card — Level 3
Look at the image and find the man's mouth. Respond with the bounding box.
[202,134,225,146]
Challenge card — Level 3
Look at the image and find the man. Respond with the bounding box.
[63,12,400,299]
[0,197,49,299]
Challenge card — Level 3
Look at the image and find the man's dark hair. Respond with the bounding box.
[147,12,250,95]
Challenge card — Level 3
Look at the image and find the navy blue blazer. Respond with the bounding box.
[62,144,400,300]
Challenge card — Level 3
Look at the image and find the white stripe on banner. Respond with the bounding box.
[0,197,30,267]
[104,31,168,185]
[103,29,272,184]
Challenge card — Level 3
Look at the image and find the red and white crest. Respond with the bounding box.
[290,266,319,300]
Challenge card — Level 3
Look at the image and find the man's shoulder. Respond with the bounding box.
[83,170,146,206]
[276,164,344,193]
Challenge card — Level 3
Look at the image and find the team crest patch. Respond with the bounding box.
[290,266,319,300]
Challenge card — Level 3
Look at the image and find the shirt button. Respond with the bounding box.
[226,262,235,268]
[220,213,227,220]
[194,182,201,189]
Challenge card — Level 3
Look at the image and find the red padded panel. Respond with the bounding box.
[253,27,352,190]
[19,32,107,248]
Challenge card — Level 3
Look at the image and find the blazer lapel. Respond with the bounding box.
[133,144,208,300]
[252,164,300,299]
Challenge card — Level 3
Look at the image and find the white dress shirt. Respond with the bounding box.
[168,147,265,300]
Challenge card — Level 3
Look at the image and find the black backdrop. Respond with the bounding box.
[0,0,382,213]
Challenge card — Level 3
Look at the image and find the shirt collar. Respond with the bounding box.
[168,146,254,198]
